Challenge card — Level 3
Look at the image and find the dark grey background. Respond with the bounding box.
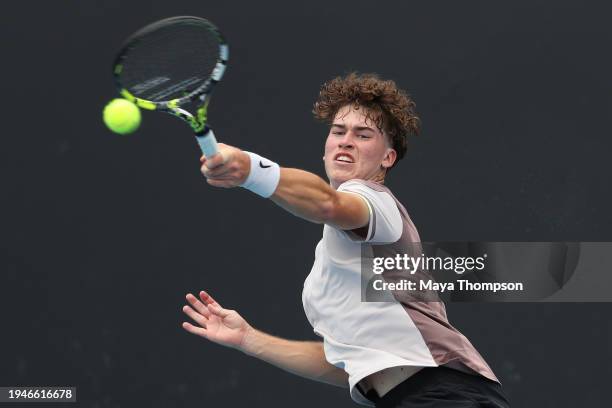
[1,0,611,406]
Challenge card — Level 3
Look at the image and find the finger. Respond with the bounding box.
[204,151,228,170]
[206,174,237,183]
[208,303,231,318]
[201,161,225,177]
[204,165,234,179]
[199,290,221,308]
[201,163,237,180]
[182,305,208,327]
[185,293,211,318]
[206,178,234,188]
[182,322,209,338]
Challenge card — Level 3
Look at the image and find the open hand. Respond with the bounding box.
[182,290,252,351]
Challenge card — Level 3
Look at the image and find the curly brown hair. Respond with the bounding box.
[313,72,420,164]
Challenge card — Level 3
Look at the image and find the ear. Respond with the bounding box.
[381,148,397,169]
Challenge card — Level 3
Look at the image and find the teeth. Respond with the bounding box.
[336,155,353,163]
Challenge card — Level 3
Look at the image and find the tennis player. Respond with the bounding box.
[182,73,510,407]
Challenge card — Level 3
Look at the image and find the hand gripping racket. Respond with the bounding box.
[112,16,228,157]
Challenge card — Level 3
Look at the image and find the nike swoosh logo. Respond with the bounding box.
[259,161,272,168]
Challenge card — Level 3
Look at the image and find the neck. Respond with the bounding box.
[330,170,386,189]
[371,170,386,184]
[367,166,387,185]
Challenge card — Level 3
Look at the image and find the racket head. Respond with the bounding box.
[113,16,229,112]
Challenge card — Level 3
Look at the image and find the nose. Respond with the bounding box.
[338,131,355,149]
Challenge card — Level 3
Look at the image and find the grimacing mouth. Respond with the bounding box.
[333,152,355,163]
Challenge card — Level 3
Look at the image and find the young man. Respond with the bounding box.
[182,73,510,407]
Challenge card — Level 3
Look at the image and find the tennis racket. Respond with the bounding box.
[112,16,228,157]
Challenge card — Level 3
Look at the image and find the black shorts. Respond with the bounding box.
[371,367,510,408]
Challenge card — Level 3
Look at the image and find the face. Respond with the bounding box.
[324,105,397,188]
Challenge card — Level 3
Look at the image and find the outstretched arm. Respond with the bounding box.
[200,144,369,230]
[182,290,348,388]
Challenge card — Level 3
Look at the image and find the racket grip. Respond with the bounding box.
[196,128,219,158]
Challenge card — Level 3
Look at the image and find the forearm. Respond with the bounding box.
[270,168,368,230]
[270,168,337,224]
[241,327,348,388]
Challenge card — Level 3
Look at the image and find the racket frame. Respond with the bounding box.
[112,16,229,156]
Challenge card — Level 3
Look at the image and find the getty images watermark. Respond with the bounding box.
[371,252,524,293]
[361,242,612,302]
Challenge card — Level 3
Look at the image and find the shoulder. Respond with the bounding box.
[337,179,399,210]
[337,179,391,193]
[337,179,403,244]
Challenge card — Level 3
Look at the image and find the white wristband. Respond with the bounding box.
[240,152,280,198]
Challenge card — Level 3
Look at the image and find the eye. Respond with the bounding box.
[332,131,345,136]
[358,134,371,139]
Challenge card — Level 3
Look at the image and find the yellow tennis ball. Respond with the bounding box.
[103,98,141,135]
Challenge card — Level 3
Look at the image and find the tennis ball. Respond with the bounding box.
[103,98,141,135]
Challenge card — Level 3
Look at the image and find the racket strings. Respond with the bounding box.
[119,20,220,102]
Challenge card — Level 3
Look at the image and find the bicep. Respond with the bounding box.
[325,191,370,231]
[309,341,349,388]
[320,364,350,388]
